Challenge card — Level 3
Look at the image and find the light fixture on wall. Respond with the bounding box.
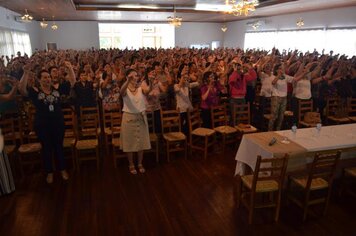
[167,6,182,27]
[40,18,48,29]
[296,18,304,28]
[225,0,259,17]
[251,21,261,30]
[51,16,58,30]
[21,9,33,22]
[221,25,227,32]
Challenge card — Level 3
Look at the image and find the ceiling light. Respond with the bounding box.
[51,16,58,30]
[251,21,261,30]
[21,9,33,22]
[221,25,227,32]
[40,18,48,28]
[296,18,304,28]
[167,6,182,27]
[226,0,259,16]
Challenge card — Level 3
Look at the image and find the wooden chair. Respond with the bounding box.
[211,104,238,153]
[75,107,100,171]
[62,107,77,170]
[340,167,356,198]
[0,118,17,158]
[287,151,341,221]
[17,107,42,176]
[298,99,320,128]
[110,111,126,168]
[326,98,350,124]
[102,109,117,155]
[187,108,216,160]
[347,97,356,123]
[233,102,258,136]
[237,154,289,224]
[146,111,159,163]
[161,109,187,162]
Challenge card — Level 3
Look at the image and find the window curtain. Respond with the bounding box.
[244,28,356,57]
[0,28,32,59]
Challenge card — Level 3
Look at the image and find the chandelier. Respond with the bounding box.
[40,18,48,29]
[167,6,182,27]
[296,18,304,28]
[51,16,58,30]
[221,25,227,32]
[225,0,259,16]
[21,9,33,22]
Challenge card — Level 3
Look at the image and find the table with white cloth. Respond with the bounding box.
[234,124,356,176]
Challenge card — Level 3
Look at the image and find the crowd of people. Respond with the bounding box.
[0,47,355,183]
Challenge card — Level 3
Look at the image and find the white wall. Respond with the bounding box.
[38,21,99,50]
[175,22,224,48]
[224,6,356,48]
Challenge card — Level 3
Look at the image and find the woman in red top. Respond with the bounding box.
[200,71,223,128]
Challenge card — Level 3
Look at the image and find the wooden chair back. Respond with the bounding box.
[298,99,313,123]
[233,102,251,126]
[306,151,341,189]
[348,97,356,116]
[161,109,181,133]
[62,107,77,138]
[211,104,228,128]
[252,155,289,191]
[79,107,99,139]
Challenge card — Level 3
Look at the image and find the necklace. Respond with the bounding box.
[128,85,138,93]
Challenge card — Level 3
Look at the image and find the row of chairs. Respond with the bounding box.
[261,97,356,129]
[1,102,258,174]
[237,151,356,224]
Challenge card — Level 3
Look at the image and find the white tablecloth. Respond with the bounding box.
[235,124,356,176]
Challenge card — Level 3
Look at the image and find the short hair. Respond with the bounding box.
[273,64,282,76]
[38,69,49,79]
[48,66,58,74]
[125,68,137,78]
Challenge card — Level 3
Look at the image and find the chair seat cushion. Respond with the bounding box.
[235,124,258,133]
[18,143,42,153]
[327,116,350,123]
[192,128,215,136]
[241,175,279,192]
[63,138,76,148]
[284,110,294,116]
[345,167,356,177]
[299,121,317,128]
[149,133,158,142]
[75,139,98,150]
[103,127,112,135]
[163,132,186,142]
[292,177,329,190]
[263,114,272,120]
[348,116,356,122]
[64,131,75,138]
[112,138,120,147]
[4,145,16,154]
[214,126,237,134]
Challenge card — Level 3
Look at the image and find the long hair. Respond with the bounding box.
[144,67,155,86]
[177,63,187,80]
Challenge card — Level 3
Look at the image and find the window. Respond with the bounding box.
[0,28,32,58]
[244,28,356,57]
[98,23,174,49]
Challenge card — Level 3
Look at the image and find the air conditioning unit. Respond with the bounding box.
[246,20,266,29]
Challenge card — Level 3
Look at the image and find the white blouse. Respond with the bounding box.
[293,73,312,100]
[259,72,274,98]
[271,74,294,97]
[122,87,146,113]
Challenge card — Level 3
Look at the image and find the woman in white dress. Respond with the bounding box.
[120,69,151,175]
